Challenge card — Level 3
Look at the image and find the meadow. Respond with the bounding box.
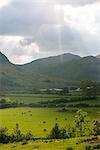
[0,94,100,150]
[2,93,67,104]
[0,107,100,137]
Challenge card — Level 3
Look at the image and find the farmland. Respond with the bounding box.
[0,94,100,135]
[0,94,100,150]
[0,104,100,137]
[1,93,67,104]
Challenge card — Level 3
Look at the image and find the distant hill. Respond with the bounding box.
[0,52,100,92]
[96,55,100,59]
[21,53,81,68]
[21,54,100,81]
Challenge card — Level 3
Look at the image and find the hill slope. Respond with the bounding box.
[21,55,100,81]
[0,52,100,92]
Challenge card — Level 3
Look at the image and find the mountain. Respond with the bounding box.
[20,53,81,75]
[21,54,100,81]
[0,52,10,64]
[0,52,69,92]
[96,55,100,59]
[0,52,100,92]
[21,53,81,68]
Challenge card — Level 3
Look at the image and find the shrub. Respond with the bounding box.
[75,109,89,137]
[93,144,100,149]
[11,123,24,142]
[0,127,10,143]
[43,129,47,132]
[85,145,92,150]
[25,130,33,140]
[66,126,76,138]
[93,119,100,135]
[49,123,61,139]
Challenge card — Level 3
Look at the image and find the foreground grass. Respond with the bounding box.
[0,136,100,150]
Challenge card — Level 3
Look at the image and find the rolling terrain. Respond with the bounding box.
[0,52,100,92]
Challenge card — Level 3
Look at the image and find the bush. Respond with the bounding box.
[43,129,47,132]
[25,130,33,140]
[93,119,100,135]
[85,145,92,150]
[49,123,61,139]
[0,127,11,143]
[93,144,100,149]
[11,123,24,142]
[75,109,89,137]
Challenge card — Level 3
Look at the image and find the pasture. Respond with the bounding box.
[1,94,67,104]
[0,107,100,137]
[0,94,100,150]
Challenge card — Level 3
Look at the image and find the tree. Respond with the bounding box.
[66,126,76,138]
[0,127,10,143]
[12,123,24,142]
[49,123,61,139]
[75,110,89,136]
[25,130,33,140]
[0,98,6,103]
[93,119,100,135]
[80,80,97,99]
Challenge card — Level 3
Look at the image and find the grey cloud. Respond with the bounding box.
[35,25,82,50]
[19,37,35,46]
[52,0,99,5]
[0,0,64,36]
[0,0,100,64]
[12,0,99,5]
[34,24,100,55]
[0,0,98,36]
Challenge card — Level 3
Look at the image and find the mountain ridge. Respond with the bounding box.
[0,51,100,92]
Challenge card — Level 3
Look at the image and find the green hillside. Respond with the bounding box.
[21,54,100,81]
[0,52,100,92]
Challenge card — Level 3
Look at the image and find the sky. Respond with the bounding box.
[0,0,100,64]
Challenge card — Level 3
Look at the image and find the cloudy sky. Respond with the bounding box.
[0,0,100,64]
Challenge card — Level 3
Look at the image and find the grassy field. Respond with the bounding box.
[0,94,100,150]
[0,107,100,137]
[0,107,75,137]
[1,94,100,105]
[1,94,67,104]
[0,137,100,150]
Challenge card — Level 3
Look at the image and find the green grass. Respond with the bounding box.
[0,107,74,137]
[0,94,100,149]
[1,94,100,105]
[0,107,100,137]
[0,136,100,150]
[1,94,67,104]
